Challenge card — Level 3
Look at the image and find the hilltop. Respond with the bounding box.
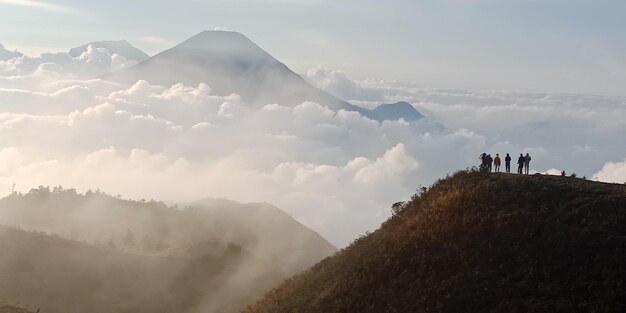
[246,171,626,313]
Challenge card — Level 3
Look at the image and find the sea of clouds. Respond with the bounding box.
[0,44,624,246]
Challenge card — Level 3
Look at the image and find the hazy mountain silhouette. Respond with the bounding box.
[103,31,354,110]
[69,40,149,62]
[102,30,424,122]
[363,101,425,121]
[0,225,246,313]
[0,188,336,313]
[246,171,626,313]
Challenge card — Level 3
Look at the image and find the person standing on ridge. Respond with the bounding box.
[524,153,531,175]
[517,153,525,174]
[505,153,511,173]
[494,154,501,172]
[479,153,487,170]
[488,154,493,172]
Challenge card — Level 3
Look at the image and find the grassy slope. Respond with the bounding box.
[246,171,626,313]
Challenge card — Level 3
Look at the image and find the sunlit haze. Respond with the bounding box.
[1,2,625,313]
[0,0,625,247]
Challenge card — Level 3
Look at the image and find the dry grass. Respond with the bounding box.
[246,170,626,313]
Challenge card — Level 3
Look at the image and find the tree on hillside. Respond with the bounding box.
[106,239,117,249]
[141,236,155,252]
[122,230,136,248]
[154,239,168,252]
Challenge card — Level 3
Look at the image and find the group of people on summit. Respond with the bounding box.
[480,153,531,175]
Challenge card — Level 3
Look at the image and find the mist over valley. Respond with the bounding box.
[1,3,625,311]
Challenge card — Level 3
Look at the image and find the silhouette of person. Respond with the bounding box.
[517,153,524,174]
[494,154,501,172]
[488,154,493,172]
[479,153,487,170]
[524,153,531,175]
[505,153,511,173]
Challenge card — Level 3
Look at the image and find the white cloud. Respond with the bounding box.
[594,159,626,184]
[303,67,384,104]
[0,77,443,245]
[0,57,625,246]
[353,143,418,185]
[543,168,564,176]
[0,147,22,174]
[0,43,23,61]
[307,67,626,178]
[0,45,138,81]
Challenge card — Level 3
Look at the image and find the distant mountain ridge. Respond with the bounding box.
[0,188,336,313]
[363,101,425,121]
[0,188,336,262]
[103,30,423,122]
[69,40,150,62]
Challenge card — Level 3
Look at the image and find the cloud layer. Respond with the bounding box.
[0,43,138,81]
[305,67,626,180]
[1,49,625,246]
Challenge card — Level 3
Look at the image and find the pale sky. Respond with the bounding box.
[1,0,626,96]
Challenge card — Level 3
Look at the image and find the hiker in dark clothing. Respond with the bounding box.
[504,153,511,173]
[479,153,487,170]
[494,154,501,172]
[487,154,493,172]
[517,153,525,174]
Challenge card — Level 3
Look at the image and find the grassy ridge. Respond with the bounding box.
[246,171,626,313]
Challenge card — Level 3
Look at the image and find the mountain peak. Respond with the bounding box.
[184,30,250,44]
[196,29,246,37]
[103,30,355,111]
[101,31,425,122]
[172,30,273,63]
[362,101,425,122]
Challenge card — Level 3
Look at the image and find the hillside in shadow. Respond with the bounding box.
[246,171,626,313]
[0,189,336,313]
